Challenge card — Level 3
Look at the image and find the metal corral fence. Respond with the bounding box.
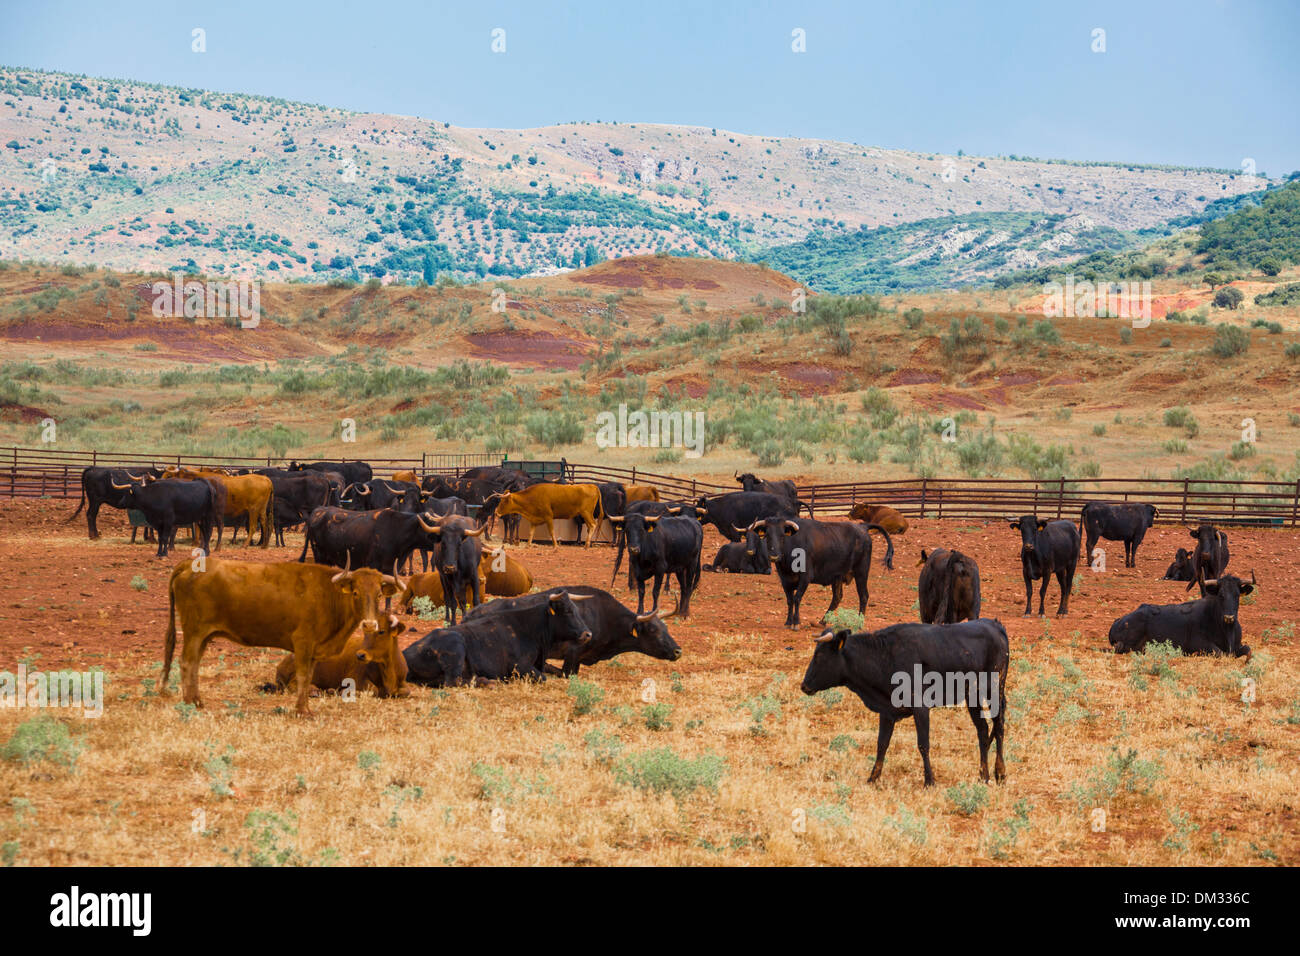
[5,446,1300,527]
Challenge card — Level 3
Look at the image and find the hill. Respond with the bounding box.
[0,65,1269,290]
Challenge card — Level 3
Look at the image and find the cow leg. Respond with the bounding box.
[635,577,647,615]
[992,704,1006,783]
[823,579,844,622]
[914,707,935,786]
[1022,569,1034,616]
[130,526,138,544]
[968,707,992,782]
[783,582,797,628]
[156,521,173,558]
[1057,559,1075,615]
[292,650,315,717]
[650,574,663,615]
[1037,572,1050,616]
[547,518,558,548]
[675,569,691,618]
[584,514,597,548]
[87,501,101,540]
[791,577,810,628]
[868,716,895,783]
[854,567,870,616]
[180,634,214,709]
[1085,533,1098,568]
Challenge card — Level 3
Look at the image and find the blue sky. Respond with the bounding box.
[3,0,1297,175]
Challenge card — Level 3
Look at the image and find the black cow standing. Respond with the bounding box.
[608,513,703,619]
[1079,502,1157,568]
[424,514,487,625]
[1109,571,1255,659]
[1162,548,1195,582]
[695,492,802,542]
[800,619,1010,786]
[1008,515,1079,616]
[67,466,163,539]
[1186,524,1230,596]
[917,547,982,623]
[748,516,893,628]
[110,477,215,558]
[734,472,811,515]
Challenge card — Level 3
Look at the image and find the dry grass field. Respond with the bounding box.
[0,499,1295,866]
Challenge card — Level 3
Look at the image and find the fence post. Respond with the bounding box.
[1057,477,1065,519]
[919,478,927,518]
[1292,479,1299,528]
[1181,478,1189,524]
[810,488,816,518]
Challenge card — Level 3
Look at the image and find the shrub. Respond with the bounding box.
[613,748,726,799]
[1,716,82,768]
[1210,323,1249,358]
[946,782,990,816]
[567,676,605,716]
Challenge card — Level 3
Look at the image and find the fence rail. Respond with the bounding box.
[5,447,1299,527]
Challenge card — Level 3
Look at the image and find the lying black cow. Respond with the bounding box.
[1079,502,1157,569]
[67,466,162,539]
[493,586,682,676]
[1008,516,1079,616]
[608,513,703,618]
[747,516,894,628]
[917,548,982,623]
[110,476,215,558]
[1163,548,1195,582]
[707,536,770,574]
[403,591,593,686]
[1187,524,1230,596]
[1109,572,1255,659]
[696,491,802,542]
[800,619,1010,786]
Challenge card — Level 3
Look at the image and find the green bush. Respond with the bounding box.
[613,748,726,799]
[1210,323,1249,358]
[1,716,82,769]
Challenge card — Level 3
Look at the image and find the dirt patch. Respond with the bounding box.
[889,368,942,386]
[465,330,591,370]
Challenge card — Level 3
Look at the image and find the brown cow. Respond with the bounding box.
[268,615,409,699]
[848,502,909,535]
[489,483,603,547]
[164,466,274,549]
[392,469,418,484]
[625,485,661,503]
[163,555,403,716]
[396,547,532,611]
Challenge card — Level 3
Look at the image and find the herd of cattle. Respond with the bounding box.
[60,462,1261,785]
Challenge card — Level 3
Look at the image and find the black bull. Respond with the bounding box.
[1109,572,1255,659]
[696,491,802,542]
[917,547,982,624]
[67,466,162,539]
[1079,502,1157,568]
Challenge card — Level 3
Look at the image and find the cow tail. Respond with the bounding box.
[162,567,179,693]
[611,533,625,588]
[67,474,88,522]
[298,518,312,563]
[1078,505,1087,552]
[262,487,275,548]
[867,523,894,570]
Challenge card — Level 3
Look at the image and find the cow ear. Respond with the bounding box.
[1008,521,1018,530]
[1036,519,1047,529]
[1188,529,1198,538]
[833,629,849,650]
[1239,584,1253,595]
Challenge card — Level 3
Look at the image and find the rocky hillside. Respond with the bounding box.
[0,65,1270,289]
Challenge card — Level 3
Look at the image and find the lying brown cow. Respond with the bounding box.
[397,547,533,611]
[267,615,409,699]
[490,482,603,547]
[848,503,909,535]
[164,555,402,716]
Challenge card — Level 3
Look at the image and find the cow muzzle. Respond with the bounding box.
[1223,615,1235,624]
[360,618,379,634]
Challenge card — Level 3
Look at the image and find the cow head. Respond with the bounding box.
[746,517,799,567]
[1204,571,1254,627]
[1009,515,1046,552]
[694,496,711,522]
[331,556,403,637]
[547,591,594,647]
[630,608,682,662]
[620,513,658,557]
[735,471,761,492]
[800,628,851,695]
[418,514,485,574]
[356,613,410,698]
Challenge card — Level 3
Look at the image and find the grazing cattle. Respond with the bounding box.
[746,517,894,628]
[1163,548,1196,582]
[707,536,770,574]
[735,472,811,516]
[1079,502,1158,568]
[1008,516,1079,617]
[625,485,661,504]
[422,514,487,624]
[110,477,215,558]
[299,507,441,573]
[478,586,682,676]
[289,460,373,487]
[1186,524,1230,596]
[267,615,410,699]
[917,548,982,624]
[848,503,910,535]
[799,619,1009,786]
[607,513,703,618]
[164,467,273,549]
[1109,572,1255,660]
[164,556,403,715]
[67,466,162,539]
[403,592,593,686]
[489,482,603,547]
[695,491,802,542]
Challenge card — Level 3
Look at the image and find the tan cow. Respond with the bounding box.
[848,502,909,535]
[164,555,403,716]
[489,483,603,547]
[625,485,661,503]
[268,615,409,699]
[396,547,532,611]
[392,469,418,484]
[164,466,274,549]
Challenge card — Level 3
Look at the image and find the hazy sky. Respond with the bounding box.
[3,0,1296,175]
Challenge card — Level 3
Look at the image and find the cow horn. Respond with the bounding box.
[464,525,486,537]
[1202,577,1217,587]
[385,559,406,591]
[784,520,799,532]
[1250,568,1257,585]
[330,554,353,583]
[814,629,837,644]
[568,593,593,601]
[416,513,441,533]
[358,483,371,495]
[111,480,132,490]
[635,609,660,622]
